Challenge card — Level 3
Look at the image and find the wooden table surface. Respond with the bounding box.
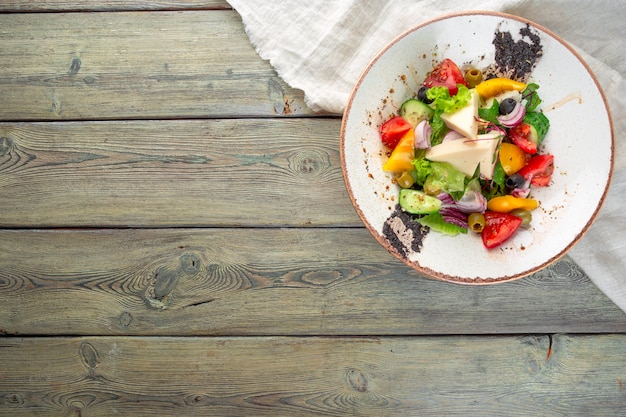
[1,2,625,416]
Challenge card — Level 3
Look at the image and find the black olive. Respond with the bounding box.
[505,173,526,189]
[499,98,518,115]
[417,86,433,104]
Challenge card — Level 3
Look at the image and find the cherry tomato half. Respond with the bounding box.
[380,116,412,150]
[481,211,523,249]
[423,58,468,96]
[518,154,554,187]
[508,122,537,155]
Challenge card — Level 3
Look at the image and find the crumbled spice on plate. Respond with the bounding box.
[483,23,543,82]
[383,206,429,259]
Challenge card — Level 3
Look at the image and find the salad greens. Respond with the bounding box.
[422,162,466,196]
[378,58,555,249]
[522,83,543,111]
[417,212,468,236]
[426,85,472,146]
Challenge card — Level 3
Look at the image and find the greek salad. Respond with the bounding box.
[380,58,553,249]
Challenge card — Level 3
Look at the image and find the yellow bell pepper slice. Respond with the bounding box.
[475,77,527,99]
[487,195,538,213]
[499,143,527,176]
[382,129,415,173]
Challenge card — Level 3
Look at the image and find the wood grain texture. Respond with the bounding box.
[0,118,352,227]
[0,0,231,12]
[0,11,315,121]
[1,228,625,336]
[1,335,625,416]
[1,5,625,416]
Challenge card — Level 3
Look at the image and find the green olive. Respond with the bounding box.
[468,212,486,233]
[396,171,415,189]
[510,208,532,227]
[465,68,483,88]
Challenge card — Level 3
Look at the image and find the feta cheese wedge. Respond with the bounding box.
[440,89,479,140]
[425,138,494,177]
[478,131,504,180]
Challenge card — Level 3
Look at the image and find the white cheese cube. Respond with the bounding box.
[425,138,494,177]
[478,131,504,180]
[440,89,479,140]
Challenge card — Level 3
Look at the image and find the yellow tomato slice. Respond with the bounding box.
[382,130,415,173]
[499,143,528,176]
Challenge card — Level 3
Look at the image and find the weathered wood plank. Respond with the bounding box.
[0,119,352,227]
[0,0,231,12]
[0,11,315,121]
[1,228,624,336]
[0,335,625,416]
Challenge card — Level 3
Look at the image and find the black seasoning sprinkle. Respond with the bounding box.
[491,23,543,82]
[382,205,429,259]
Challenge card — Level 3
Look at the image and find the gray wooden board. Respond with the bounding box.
[1,228,625,336]
[0,0,231,12]
[0,119,352,227]
[0,335,625,417]
[0,11,315,121]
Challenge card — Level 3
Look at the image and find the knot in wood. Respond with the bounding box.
[185,394,211,406]
[267,78,287,114]
[3,393,24,405]
[149,268,177,305]
[180,252,201,274]
[288,149,329,177]
[345,367,368,392]
[119,311,133,327]
[548,258,584,281]
[525,355,542,375]
[69,57,82,75]
[79,342,100,378]
[0,137,14,157]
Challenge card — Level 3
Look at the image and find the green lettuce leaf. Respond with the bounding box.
[411,157,432,186]
[481,161,507,200]
[522,83,542,112]
[426,85,472,113]
[429,112,448,147]
[422,162,466,195]
[478,99,500,125]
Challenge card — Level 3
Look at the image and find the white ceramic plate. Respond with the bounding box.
[341,11,614,284]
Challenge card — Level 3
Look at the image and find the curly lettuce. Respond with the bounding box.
[426,85,472,146]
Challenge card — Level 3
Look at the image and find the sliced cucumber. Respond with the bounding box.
[527,124,540,146]
[416,213,467,236]
[399,189,441,214]
[400,99,434,128]
[523,111,550,145]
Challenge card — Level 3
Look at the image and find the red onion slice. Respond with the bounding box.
[414,120,432,149]
[497,101,526,127]
[456,190,487,213]
[442,130,465,143]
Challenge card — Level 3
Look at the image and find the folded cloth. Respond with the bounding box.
[228,0,626,312]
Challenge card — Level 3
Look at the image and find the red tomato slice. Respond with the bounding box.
[518,154,554,187]
[380,116,412,150]
[481,211,523,249]
[423,58,468,96]
[508,123,537,155]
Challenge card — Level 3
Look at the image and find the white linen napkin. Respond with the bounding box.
[227,0,626,311]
